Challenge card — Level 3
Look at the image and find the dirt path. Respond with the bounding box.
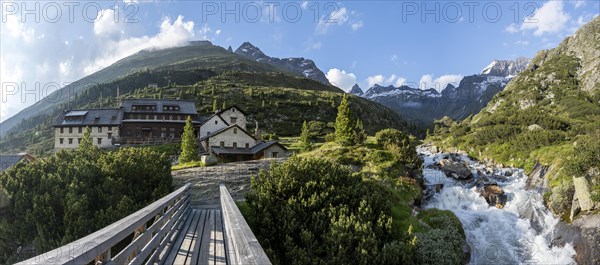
[172,158,286,207]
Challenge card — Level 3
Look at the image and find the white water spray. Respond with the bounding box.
[419,147,576,264]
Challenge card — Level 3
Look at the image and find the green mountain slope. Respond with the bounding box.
[430,16,600,219]
[0,43,413,155]
[0,41,329,136]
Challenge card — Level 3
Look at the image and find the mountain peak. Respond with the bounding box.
[235,42,266,59]
[234,42,330,85]
[349,84,363,95]
[480,57,530,76]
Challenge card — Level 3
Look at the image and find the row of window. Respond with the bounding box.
[126,114,187,121]
[131,105,180,111]
[59,126,115,134]
[219,141,250,149]
[59,136,108,145]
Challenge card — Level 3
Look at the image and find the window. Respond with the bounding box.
[207,131,210,136]
[233,142,237,148]
[59,138,64,144]
[215,120,218,125]
[245,143,250,148]
[154,115,157,120]
[98,127,102,133]
[233,128,237,134]
[145,115,149,120]
[107,133,112,139]
[78,138,81,143]
[232,108,235,113]
[108,126,112,132]
[272,152,279,158]
[69,127,73,133]
[60,128,64,134]
[220,141,225,148]
[97,138,102,145]
[78,127,82,133]
[68,138,73,144]
[230,117,237,124]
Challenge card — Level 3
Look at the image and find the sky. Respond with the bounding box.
[0,0,598,122]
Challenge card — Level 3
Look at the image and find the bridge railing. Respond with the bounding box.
[16,183,192,265]
[220,184,271,265]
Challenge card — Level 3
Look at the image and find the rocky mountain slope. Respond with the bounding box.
[353,58,530,125]
[235,42,330,85]
[429,16,600,264]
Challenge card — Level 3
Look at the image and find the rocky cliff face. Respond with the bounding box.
[235,42,331,85]
[348,84,363,96]
[480,57,530,77]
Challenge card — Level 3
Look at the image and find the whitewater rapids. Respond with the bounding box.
[418,147,576,264]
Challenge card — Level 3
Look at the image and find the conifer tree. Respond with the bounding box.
[354,119,367,145]
[212,98,218,112]
[335,94,355,146]
[179,116,197,164]
[299,121,312,151]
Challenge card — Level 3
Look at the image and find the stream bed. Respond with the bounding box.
[418,147,576,264]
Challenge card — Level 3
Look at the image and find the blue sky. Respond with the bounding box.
[1,0,598,122]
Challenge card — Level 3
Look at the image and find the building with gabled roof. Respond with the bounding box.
[53,108,122,149]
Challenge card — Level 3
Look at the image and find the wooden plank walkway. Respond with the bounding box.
[162,208,227,265]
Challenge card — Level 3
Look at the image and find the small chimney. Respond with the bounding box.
[255,121,262,143]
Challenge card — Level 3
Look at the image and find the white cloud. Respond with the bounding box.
[364,74,406,88]
[94,9,125,37]
[4,15,35,43]
[315,7,349,34]
[215,29,221,35]
[419,74,463,91]
[506,1,571,36]
[326,68,357,91]
[572,0,586,8]
[84,15,195,75]
[304,40,322,51]
[351,21,364,31]
[301,1,309,10]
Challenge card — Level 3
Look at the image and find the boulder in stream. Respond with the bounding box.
[479,184,507,208]
[438,159,473,180]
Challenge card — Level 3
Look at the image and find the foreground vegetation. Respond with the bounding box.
[0,129,173,263]
[242,98,466,264]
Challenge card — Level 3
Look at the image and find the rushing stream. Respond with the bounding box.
[418,147,576,264]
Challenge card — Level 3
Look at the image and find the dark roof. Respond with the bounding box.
[200,124,253,141]
[53,109,123,127]
[121,99,197,114]
[251,141,287,153]
[211,141,286,156]
[218,105,248,116]
[0,155,24,172]
[199,112,229,127]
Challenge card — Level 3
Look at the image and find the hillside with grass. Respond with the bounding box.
[0,43,414,155]
[240,100,467,264]
[428,16,600,220]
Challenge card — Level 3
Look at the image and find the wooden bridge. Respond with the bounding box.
[16,184,271,265]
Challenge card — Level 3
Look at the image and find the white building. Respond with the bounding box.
[53,109,122,150]
[198,106,248,138]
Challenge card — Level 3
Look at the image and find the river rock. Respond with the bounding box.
[200,155,218,166]
[573,176,598,212]
[439,159,473,180]
[479,184,507,208]
[553,214,600,265]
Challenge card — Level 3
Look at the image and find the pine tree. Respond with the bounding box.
[354,119,367,145]
[335,94,355,146]
[179,116,197,164]
[212,98,218,112]
[262,100,266,108]
[222,101,226,110]
[299,121,312,151]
